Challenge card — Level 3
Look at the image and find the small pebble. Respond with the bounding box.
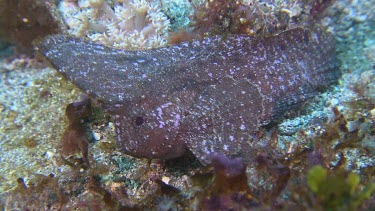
[162,176,170,184]
[93,132,101,140]
[370,108,375,117]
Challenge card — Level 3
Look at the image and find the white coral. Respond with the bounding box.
[58,0,170,50]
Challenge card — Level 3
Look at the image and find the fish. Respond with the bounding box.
[35,27,341,164]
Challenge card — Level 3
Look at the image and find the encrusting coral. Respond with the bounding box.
[58,0,170,49]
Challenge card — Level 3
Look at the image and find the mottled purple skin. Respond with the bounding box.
[36,28,340,164]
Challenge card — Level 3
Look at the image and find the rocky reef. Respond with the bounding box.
[0,0,374,210]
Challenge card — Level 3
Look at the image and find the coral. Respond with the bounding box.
[58,0,170,49]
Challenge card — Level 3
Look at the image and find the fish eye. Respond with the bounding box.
[134,116,144,126]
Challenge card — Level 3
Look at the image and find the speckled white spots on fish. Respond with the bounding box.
[36,28,341,165]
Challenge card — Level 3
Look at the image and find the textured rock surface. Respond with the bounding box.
[35,27,341,164]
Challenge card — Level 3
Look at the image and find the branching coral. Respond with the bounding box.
[58,0,170,49]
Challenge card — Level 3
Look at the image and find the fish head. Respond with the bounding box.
[111,91,195,160]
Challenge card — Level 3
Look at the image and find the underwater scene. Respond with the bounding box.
[0,0,374,210]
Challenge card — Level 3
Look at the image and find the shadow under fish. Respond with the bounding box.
[35,27,341,165]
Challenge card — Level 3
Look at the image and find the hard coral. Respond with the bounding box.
[58,0,170,49]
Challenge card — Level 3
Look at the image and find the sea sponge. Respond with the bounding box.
[58,0,170,49]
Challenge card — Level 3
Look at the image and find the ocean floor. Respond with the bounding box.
[0,0,374,210]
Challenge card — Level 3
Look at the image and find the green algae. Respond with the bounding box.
[307,165,375,210]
